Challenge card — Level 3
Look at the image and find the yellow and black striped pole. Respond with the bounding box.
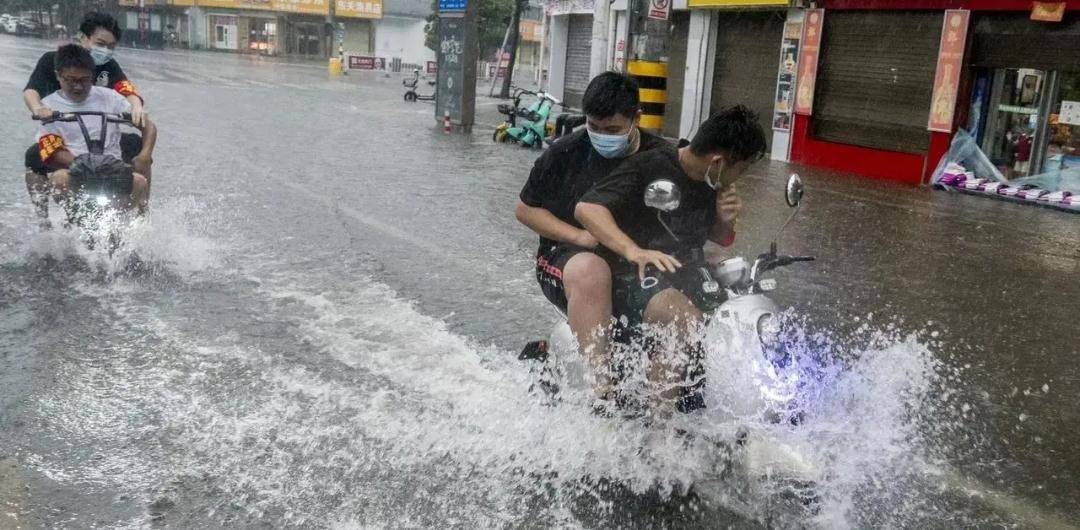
[627,60,667,132]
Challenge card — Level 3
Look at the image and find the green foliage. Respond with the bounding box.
[424,0,514,60]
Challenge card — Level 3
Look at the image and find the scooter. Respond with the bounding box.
[493,87,559,148]
[520,174,822,489]
[32,111,139,252]
[403,69,435,102]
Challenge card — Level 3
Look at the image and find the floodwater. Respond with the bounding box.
[1,35,1078,528]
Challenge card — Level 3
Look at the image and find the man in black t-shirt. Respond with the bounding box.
[516,72,665,401]
[576,106,766,411]
[21,12,148,220]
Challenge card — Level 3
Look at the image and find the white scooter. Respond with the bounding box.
[519,174,822,505]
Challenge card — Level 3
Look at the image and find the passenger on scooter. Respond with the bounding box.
[36,45,157,214]
[575,105,766,414]
[515,72,666,403]
[22,12,149,219]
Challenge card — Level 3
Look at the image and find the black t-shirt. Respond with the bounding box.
[580,143,717,262]
[25,51,137,99]
[519,128,665,249]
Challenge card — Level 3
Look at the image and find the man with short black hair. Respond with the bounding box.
[22,12,149,219]
[516,72,667,402]
[575,105,766,413]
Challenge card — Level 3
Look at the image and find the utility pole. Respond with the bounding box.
[625,0,670,132]
[589,0,610,77]
[499,0,525,98]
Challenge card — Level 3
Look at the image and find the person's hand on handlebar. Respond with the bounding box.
[48,169,71,195]
[31,106,54,121]
[627,247,682,281]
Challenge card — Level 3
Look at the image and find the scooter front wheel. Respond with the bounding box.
[404,91,418,102]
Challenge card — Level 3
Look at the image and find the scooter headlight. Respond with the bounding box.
[94,195,110,206]
[757,313,781,348]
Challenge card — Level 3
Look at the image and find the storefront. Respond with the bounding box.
[708,9,786,140]
[117,0,192,49]
[966,12,1080,178]
[543,0,595,109]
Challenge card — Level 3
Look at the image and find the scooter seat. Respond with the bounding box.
[497,104,517,116]
[518,110,542,122]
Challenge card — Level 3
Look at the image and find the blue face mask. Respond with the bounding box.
[588,129,631,159]
[89,46,113,66]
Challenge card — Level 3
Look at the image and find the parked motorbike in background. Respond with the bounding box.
[493,87,560,148]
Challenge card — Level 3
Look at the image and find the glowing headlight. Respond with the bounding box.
[94,195,109,206]
[757,313,781,347]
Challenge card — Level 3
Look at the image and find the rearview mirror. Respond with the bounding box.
[785,173,804,208]
[644,179,681,212]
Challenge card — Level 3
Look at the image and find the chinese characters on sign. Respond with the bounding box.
[337,0,383,18]
[1031,1,1066,22]
[794,9,822,116]
[772,20,801,131]
[928,10,969,133]
[647,0,669,21]
[439,0,466,12]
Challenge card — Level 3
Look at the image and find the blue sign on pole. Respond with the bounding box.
[438,0,466,11]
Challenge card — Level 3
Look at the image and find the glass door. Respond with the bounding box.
[981,68,1050,179]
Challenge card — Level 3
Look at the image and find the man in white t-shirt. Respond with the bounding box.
[35,44,157,214]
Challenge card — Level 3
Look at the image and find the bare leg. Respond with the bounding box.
[643,288,703,416]
[130,173,149,215]
[562,252,613,399]
[130,157,151,184]
[24,170,50,220]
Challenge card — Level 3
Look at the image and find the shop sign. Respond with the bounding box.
[439,0,466,12]
[348,55,383,69]
[1060,101,1080,126]
[772,20,801,131]
[1031,2,1065,22]
[793,9,823,116]
[427,61,438,75]
[545,0,593,16]
[488,65,508,78]
[648,0,669,21]
[928,9,969,133]
[337,0,383,18]
[686,0,786,8]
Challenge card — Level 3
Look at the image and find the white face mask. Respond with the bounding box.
[90,45,113,66]
[704,160,725,190]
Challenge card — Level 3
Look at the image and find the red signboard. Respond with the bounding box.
[426,61,437,74]
[794,9,823,116]
[648,0,669,21]
[928,9,969,132]
[348,56,386,70]
[487,65,508,78]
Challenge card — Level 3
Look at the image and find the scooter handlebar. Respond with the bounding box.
[33,111,132,124]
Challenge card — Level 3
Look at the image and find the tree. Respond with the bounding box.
[424,0,514,61]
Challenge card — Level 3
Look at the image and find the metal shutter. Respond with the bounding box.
[813,11,941,154]
[972,13,1080,71]
[711,11,786,138]
[564,14,593,108]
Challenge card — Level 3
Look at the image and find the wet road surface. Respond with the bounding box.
[1,35,1078,528]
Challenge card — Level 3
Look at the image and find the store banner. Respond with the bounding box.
[1031,2,1066,22]
[337,0,383,19]
[928,9,969,133]
[772,20,801,131]
[793,9,822,116]
[545,0,593,16]
[686,0,785,7]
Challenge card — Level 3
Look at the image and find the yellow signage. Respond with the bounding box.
[337,0,383,19]
[519,20,542,42]
[196,0,326,14]
[687,0,787,7]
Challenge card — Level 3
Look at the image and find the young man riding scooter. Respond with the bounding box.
[22,12,150,219]
[516,72,672,404]
[36,45,157,214]
[576,105,766,416]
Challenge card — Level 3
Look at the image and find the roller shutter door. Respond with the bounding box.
[564,14,593,108]
[812,11,940,154]
[711,11,785,138]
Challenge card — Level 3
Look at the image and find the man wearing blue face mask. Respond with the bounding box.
[516,72,666,403]
[21,12,149,221]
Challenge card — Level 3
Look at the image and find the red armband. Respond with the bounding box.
[38,134,65,162]
[113,79,138,97]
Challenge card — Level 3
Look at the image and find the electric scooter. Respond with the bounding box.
[403,69,435,102]
[493,87,559,148]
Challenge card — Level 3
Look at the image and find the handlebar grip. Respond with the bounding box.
[790,256,816,262]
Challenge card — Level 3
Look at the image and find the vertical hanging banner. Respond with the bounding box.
[928,9,969,132]
[772,20,801,131]
[793,9,823,116]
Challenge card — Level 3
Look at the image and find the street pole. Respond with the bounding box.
[488,23,511,97]
[499,0,524,99]
[589,0,610,78]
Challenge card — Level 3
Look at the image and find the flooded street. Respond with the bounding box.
[1,35,1078,528]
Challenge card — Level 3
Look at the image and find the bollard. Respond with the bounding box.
[443,111,452,134]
